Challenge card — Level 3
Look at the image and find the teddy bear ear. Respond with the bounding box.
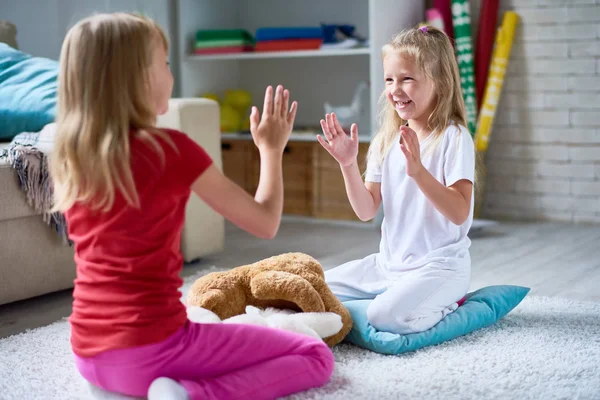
[250,271,326,313]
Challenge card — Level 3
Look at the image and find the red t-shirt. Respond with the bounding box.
[66,129,213,357]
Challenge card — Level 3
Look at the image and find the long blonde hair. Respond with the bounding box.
[50,13,169,213]
[368,25,468,166]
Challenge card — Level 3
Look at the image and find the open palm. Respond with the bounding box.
[317,113,359,167]
[250,85,298,153]
[399,125,424,178]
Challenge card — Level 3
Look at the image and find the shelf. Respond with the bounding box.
[221,132,372,143]
[187,47,371,61]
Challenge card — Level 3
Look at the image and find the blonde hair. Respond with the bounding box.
[50,13,169,213]
[368,25,468,167]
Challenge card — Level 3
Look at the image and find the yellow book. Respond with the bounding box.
[474,11,519,153]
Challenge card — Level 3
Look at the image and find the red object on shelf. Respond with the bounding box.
[193,46,254,55]
[475,0,500,111]
[254,38,323,52]
[434,0,454,41]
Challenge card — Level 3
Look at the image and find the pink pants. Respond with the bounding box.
[74,321,335,400]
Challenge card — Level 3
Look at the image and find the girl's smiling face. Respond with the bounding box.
[384,52,436,133]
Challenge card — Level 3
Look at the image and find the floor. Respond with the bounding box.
[1,218,599,339]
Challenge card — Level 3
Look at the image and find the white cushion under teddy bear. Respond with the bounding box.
[186,305,343,340]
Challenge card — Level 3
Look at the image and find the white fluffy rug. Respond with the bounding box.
[1,270,599,400]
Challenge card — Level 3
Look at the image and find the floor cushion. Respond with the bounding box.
[343,285,530,355]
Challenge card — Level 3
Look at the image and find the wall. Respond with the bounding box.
[3,0,600,223]
[481,0,600,223]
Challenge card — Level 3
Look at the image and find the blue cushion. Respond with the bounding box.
[0,43,58,140]
[342,285,530,355]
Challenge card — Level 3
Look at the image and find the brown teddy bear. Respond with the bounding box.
[186,252,352,347]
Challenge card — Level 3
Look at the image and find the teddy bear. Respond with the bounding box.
[186,252,353,347]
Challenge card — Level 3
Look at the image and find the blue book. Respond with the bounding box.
[255,27,323,42]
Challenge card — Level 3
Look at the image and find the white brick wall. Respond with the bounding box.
[481,0,600,224]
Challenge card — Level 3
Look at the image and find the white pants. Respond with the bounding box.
[325,253,471,335]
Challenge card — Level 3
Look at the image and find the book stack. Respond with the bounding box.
[254,27,323,52]
[194,29,255,55]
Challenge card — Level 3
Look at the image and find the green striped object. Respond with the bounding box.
[451,0,477,136]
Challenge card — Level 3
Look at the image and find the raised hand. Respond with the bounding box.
[317,113,359,167]
[399,125,424,178]
[250,85,298,153]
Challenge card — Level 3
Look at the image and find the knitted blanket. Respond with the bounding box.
[0,123,69,243]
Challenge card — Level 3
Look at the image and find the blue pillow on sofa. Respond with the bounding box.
[342,285,530,355]
[0,43,58,140]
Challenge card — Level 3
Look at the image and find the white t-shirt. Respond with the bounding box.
[365,123,475,272]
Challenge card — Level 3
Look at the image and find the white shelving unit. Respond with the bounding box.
[174,0,424,137]
[186,47,372,62]
[221,132,373,143]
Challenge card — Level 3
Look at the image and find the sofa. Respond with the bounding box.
[0,98,225,306]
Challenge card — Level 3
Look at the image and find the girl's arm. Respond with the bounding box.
[339,162,381,222]
[413,172,472,225]
[400,125,472,225]
[317,113,381,221]
[191,153,282,239]
[192,85,297,239]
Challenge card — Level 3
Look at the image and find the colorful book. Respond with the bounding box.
[195,29,254,43]
[195,39,254,49]
[255,39,323,52]
[255,27,323,42]
[193,46,254,55]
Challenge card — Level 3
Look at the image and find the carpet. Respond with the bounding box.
[1,269,599,400]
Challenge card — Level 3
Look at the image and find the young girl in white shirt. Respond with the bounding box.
[318,25,475,335]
